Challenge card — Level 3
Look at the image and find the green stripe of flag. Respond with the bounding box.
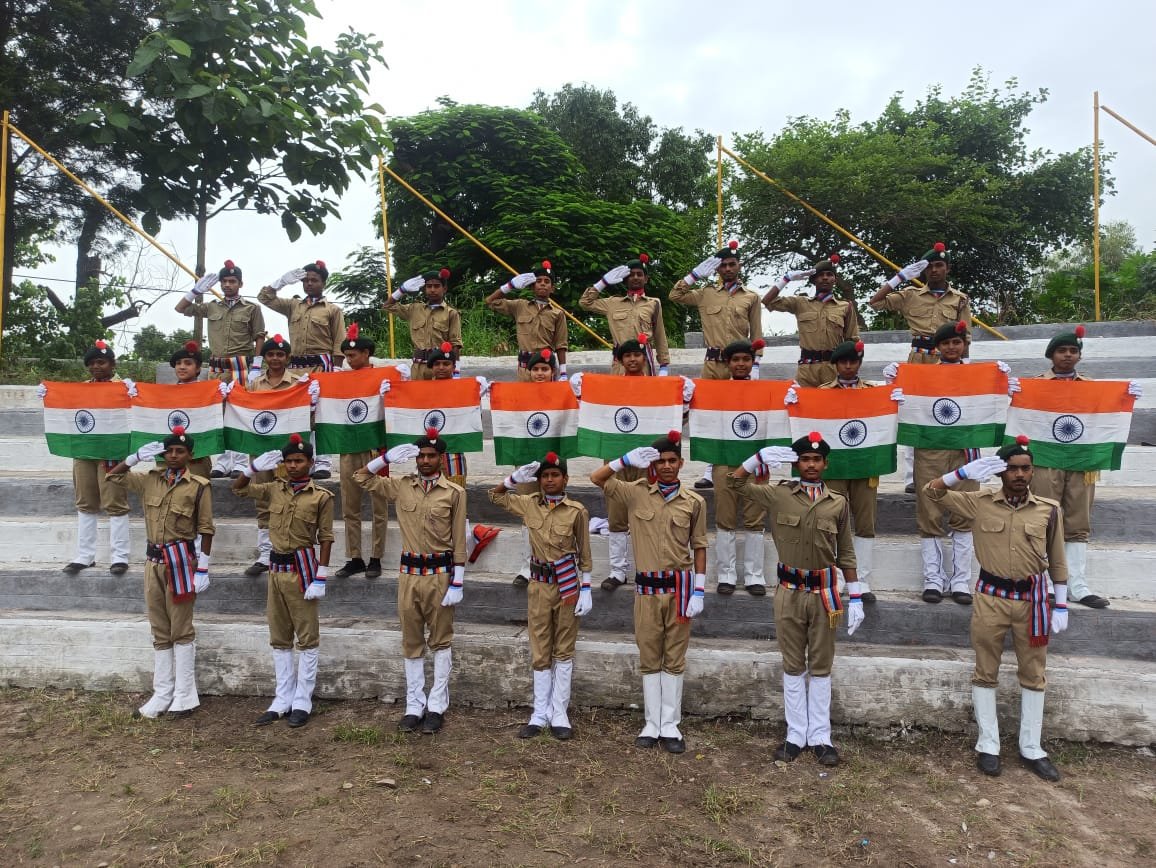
[494,434,579,466]
[45,432,131,461]
[130,429,224,457]
[384,431,483,453]
[690,437,790,467]
[825,442,897,479]
[224,429,312,456]
[1004,438,1125,472]
[577,429,669,461]
[898,422,1005,450]
[314,422,385,455]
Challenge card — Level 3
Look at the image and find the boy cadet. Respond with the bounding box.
[234,434,334,728]
[1022,326,1143,609]
[490,452,593,739]
[331,324,389,580]
[762,254,859,388]
[353,430,467,734]
[168,340,213,479]
[106,426,214,719]
[580,254,671,376]
[926,438,1068,781]
[509,349,557,588]
[383,267,463,381]
[591,431,708,754]
[485,260,569,381]
[729,436,862,767]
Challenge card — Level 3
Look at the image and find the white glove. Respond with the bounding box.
[401,274,425,294]
[749,362,760,380]
[1051,584,1068,634]
[882,361,900,383]
[192,273,219,295]
[36,383,47,399]
[1007,376,1021,395]
[887,259,928,287]
[441,566,465,606]
[122,378,138,398]
[890,387,905,404]
[996,360,1010,374]
[784,386,799,405]
[593,264,630,291]
[575,584,593,617]
[846,582,866,635]
[218,379,234,398]
[503,272,537,292]
[681,376,695,404]
[658,366,669,376]
[741,445,799,473]
[396,363,411,381]
[614,446,660,471]
[295,373,311,385]
[307,379,320,406]
[506,461,541,487]
[303,573,326,600]
[685,587,705,619]
[249,449,283,474]
[476,375,491,397]
[788,267,816,282]
[269,268,307,290]
[379,378,392,396]
[193,553,211,594]
[686,255,721,284]
[385,443,421,464]
[568,371,583,398]
[943,456,1006,486]
[126,440,166,467]
[1128,380,1143,398]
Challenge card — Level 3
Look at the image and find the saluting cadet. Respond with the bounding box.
[485,260,569,381]
[590,431,708,755]
[353,429,467,734]
[925,438,1068,781]
[167,340,213,479]
[383,267,463,381]
[509,349,556,588]
[490,452,593,739]
[762,254,859,388]
[729,436,862,768]
[106,426,214,719]
[580,254,671,376]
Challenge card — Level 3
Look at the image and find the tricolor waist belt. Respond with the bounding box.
[400,550,453,575]
[634,569,695,621]
[798,348,834,364]
[209,356,249,375]
[269,547,321,591]
[910,335,937,354]
[289,353,334,371]
[146,539,197,602]
[704,346,723,361]
[530,553,580,600]
[976,568,1051,647]
[776,563,843,627]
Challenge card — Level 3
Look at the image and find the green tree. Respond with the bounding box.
[131,324,196,361]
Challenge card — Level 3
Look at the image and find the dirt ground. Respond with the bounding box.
[0,688,1153,867]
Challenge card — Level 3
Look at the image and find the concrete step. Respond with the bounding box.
[1,611,1151,745]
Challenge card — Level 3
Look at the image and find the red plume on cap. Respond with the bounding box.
[637,333,648,345]
[184,340,199,352]
[224,259,235,269]
[752,339,766,352]
[728,240,738,250]
[545,451,559,464]
[1075,324,1086,338]
[94,339,108,350]
[315,260,326,270]
[541,348,552,360]
[346,323,359,341]
[289,433,303,445]
[667,429,681,444]
[808,430,822,442]
[425,426,439,439]
[639,253,650,264]
[272,333,285,343]
[954,321,967,334]
[854,340,865,353]
[439,267,451,280]
[829,253,841,264]
[933,241,946,253]
[542,259,552,270]
[1015,434,1030,446]
[172,425,186,436]
[440,341,452,352]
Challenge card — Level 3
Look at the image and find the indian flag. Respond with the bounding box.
[788,387,898,479]
[894,363,1008,449]
[688,379,792,466]
[1006,379,1134,471]
[223,383,313,454]
[490,382,579,466]
[43,381,131,460]
[384,379,483,453]
[576,374,683,460]
[130,382,224,456]
[312,367,402,455]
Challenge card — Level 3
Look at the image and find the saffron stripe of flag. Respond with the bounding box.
[490,382,579,466]
[223,382,313,454]
[130,382,224,456]
[787,387,899,479]
[42,381,132,460]
[312,368,401,455]
[1005,379,1134,471]
[383,379,483,453]
[894,362,1008,449]
[688,379,792,466]
[576,374,683,460]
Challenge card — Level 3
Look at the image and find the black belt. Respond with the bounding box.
[146,540,194,560]
[798,348,833,364]
[400,551,453,570]
[705,347,723,361]
[978,568,1034,594]
[911,335,936,350]
[530,559,560,581]
[209,356,249,368]
[776,565,829,589]
[634,572,678,591]
[289,354,326,367]
[270,550,298,566]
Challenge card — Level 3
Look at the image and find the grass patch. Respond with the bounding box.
[332,724,383,746]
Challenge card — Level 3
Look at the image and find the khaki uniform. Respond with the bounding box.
[764,294,858,387]
[490,490,592,669]
[180,298,266,381]
[106,468,214,649]
[578,290,670,375]
[487,297,567,380]
[339,451,389,560]
[73,458,129,515]
[257,289,345,371]
[819,378,881,536]
[247,372,295,528]
[603,476,707,675]
[668,279,762,379]
[926,486,1068,690]
[911,360,977,536]
[713,464,766,531]
[605,465,643,534]
[354,470,467,657]
[236,478,335,650]
[1029,371,1095,541]
[870,284,971,363]
[381,298,462,381]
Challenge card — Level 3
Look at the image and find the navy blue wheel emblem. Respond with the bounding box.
[614,407,639,433]
[74,409,96,433]
[838,419,867,447]
[932,398,962,426]
[252,410,278,434]
[1052,414,1084,443]
[526,412,551,437]
[423,409,446,431]
[731,412,758,439]
[167,409,191,431]
[346,399,369,424]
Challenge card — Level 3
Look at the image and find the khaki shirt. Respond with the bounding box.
[870,284,971,339]
[237,478,335,553]
[381,299,463,354]
[818,378,879,390]
[248,371,296,393]
[925,486,1068,582]
[488,490,592,571]
[763,295,858,351]
[602,477,706,572]
[180,298,265,358]
[107,468,214,543]
[353,471,467,563]
[578,291,670,365]
[730,477,856,571]
[668,279,762,350]
[486,297,568,354]
[257,289,345,357]
[1041,370,1091,381]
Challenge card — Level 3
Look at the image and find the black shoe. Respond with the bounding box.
[904,483,916,494]
[245,561,268,577]
[952,591,973,605]
[518,723,543,739]
[310,469,331,480]
[634,735,658,749]
[601,576,625,592]
[334,557,366,578]
[365,558,382,579]
[694,478,714,489]
[109,562,129,575]
[716,582,735,596]
[659,736,686,754]
[210,469,226,479]
[421,711,444,734]
[286,708,310,728]
[398,713,423,733]
[976,752,1001,776]
[550,725,573,741]
[62,561,94,575]
[1019,754,1061,782]
[861,591,877,604]
[773,741,803,762]
[254,711,286,727]
[745,584,766,597]
[512,574,530,588]
[922,588,943,604]
[167,707,196,719]
[1075,594,1110,609]
[229,470,243,479]
[812,744,840,766]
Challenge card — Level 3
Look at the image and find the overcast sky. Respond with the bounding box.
[23,0,1156,348]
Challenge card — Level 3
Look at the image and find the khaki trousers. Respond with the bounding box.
[825,477,878,537]
[73,459,129,515]
[774,585,837,677]
[700,359,730,380]
[398,572,454,657]
[410,362,434,381]
[914,449,976,536]
[144,561,196,649]
[970,593,1047,691]
[267,570,320,650]
[795,362,835,388]
[527,580,580,670]
[1031,467,1093,541]
[906,350,939,364]
[607,466,644,533]
[339,451,388,558]
[633,594,691,675]
[713,464,766,530]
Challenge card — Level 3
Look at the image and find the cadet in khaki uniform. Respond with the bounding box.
[234,434,334,728]
[926,439,1069,781]
[491,452,593,739]
[485,260,569,381]
[730,435,862,767]
[591,431,708,755]
[762,255,859,388]
[383,267,463,381]
[580,254,671,376]
[106,427,214,719]
[354,430,467,735]
[166,340,213,479]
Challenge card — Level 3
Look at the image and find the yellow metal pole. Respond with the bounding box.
[1093,91,1101,322]
[1101,103,1156,148]
[0,111,9,358]
[381,162,611,349]
[716,135,723,249]
[377,157,396,358]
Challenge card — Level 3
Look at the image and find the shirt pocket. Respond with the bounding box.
[775,512,802,545]
[1022,522,1048,558]
[702,302,724,320]
[816,517,839,538]
[824,306,847,331]
[979,518,1006,533]
[426,504,453,544]
[204,307,224,323]
[167,499,196,539]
